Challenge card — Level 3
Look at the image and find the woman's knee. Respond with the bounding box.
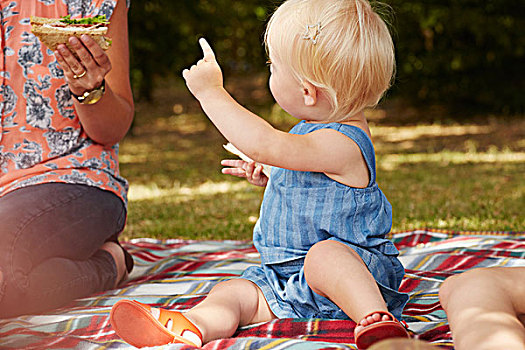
[439,274,461,310]
[439,268,497,310]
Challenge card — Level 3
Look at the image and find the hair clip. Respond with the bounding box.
[302,22,322,45]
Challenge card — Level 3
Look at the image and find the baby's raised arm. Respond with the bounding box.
[182,38,223,100]
[182,39,365,185]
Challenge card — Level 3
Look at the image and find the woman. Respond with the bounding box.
[440,267,525,349]
[0,0,133,318]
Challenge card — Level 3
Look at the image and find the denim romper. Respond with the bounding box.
[241,121,409,320]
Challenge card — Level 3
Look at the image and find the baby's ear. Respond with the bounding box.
[302,81,318,106]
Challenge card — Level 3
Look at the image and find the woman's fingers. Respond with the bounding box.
[54,35,111,96]
[79,34,111,70]
[56,44,86,79]
[68,37,96,69]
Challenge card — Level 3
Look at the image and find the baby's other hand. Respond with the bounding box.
[221,159,268,187]
[182,38,223,99]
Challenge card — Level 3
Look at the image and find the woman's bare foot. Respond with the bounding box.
[101,241,127,287]
[369,338,439,350]
[355,312,392,334]
[0,270,4,295]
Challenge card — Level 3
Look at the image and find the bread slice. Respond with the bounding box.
[30,16,111,52]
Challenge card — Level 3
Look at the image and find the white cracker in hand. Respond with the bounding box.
[223,143,271,177]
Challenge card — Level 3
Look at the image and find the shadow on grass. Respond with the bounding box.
[120,88,524,240]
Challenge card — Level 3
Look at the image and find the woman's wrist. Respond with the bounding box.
[74,83,133,147]
[71,79,106,105]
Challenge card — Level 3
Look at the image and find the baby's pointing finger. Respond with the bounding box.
[199,38,216,62]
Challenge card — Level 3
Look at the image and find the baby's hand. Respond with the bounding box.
[182,38,223,99]
[221,159,268,187]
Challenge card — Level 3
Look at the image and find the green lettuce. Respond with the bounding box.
[60,15,108,25]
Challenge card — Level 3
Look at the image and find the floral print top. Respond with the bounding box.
[0,0,130,205]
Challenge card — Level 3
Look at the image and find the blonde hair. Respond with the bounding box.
[265,0,395,121]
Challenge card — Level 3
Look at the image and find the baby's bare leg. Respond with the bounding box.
[303,240,389,327]
[439,267,525,350]
[185,279,276,344]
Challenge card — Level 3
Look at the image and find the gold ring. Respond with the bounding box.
[73,71,87,79]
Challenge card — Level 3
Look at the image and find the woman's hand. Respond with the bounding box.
[182,38,224,100]
[221,159,268,187]
[48,0,133,148]
[54,35,111,96]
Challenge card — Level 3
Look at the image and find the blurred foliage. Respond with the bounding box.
[387,0,524,115]
[128,0,524,115]
[128,0,274,100]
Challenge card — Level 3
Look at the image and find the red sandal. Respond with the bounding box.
[354,311,410,350]
[110,300,202,348]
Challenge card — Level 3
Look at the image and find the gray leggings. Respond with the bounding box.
[0,183,126,318]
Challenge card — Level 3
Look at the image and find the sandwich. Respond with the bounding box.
[30,15,111,52]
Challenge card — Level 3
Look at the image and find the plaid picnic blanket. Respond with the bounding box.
[1,229,524,349]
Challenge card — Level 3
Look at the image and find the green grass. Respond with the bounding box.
[119,88,524,240]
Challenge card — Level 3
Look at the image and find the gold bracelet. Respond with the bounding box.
[72,80,106,105]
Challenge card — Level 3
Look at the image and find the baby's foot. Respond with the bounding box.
[354,312,391,334]
[354,311,410,349]
[110,300,203,348]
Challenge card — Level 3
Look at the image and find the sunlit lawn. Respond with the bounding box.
[119,85,524,241]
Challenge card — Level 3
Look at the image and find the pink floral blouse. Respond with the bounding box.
[0,0,130,204]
